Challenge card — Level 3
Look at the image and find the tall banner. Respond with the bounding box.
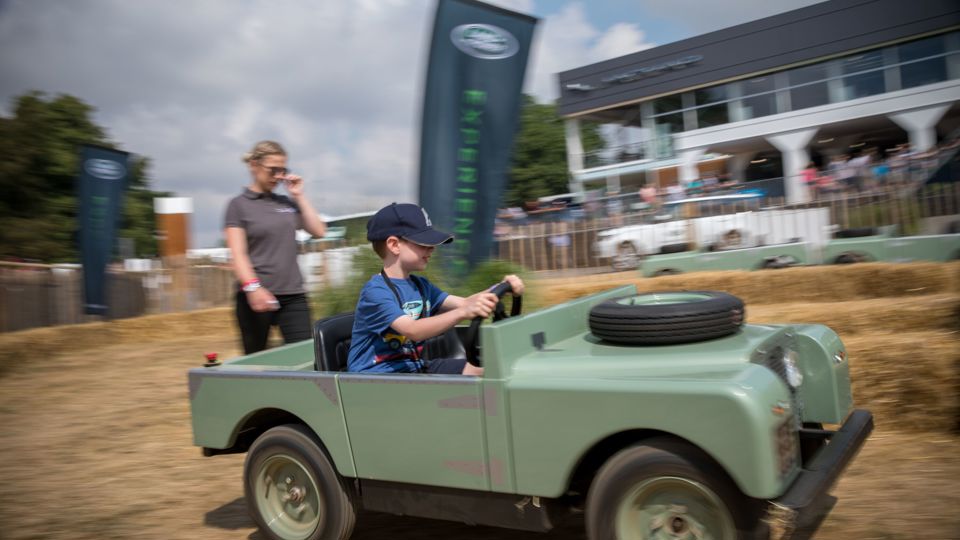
[78,145,129,315]
[418,0,537,276]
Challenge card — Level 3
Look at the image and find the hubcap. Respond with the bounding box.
[256,454,323,540]
[617,292,713,306]
[615,476,736,540]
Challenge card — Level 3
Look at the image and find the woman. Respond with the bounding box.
[224,141,326,354]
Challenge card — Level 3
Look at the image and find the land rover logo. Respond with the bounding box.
[84,159,126,180]
[451,24,518,60]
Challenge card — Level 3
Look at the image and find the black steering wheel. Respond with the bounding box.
[463,282,522,367]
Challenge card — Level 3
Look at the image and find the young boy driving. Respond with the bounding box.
[347,203,523,375]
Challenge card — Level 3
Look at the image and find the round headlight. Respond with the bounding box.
[783,349,803,388]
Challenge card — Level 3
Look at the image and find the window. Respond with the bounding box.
[741,76,776,119]
[899,34,948,89]
[788,62,830,110]
[694,85,729,128]
[841,50,885,99]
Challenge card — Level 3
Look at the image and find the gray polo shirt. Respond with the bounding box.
[224,188,305,295]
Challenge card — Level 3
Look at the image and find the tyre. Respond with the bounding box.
[612,242,642,271]
[761,255,799,269]
[832,227,877,239]
[245,424,356,540]
[653,268,682,277]
[833,252,866,264]
[659,242,690,254]
[589,291,744,345]
[586,438,764,540]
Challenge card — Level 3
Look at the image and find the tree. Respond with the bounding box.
[505,95,603,207]
[0,92,168,262]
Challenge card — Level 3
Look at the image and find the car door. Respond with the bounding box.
[337,372,490,490]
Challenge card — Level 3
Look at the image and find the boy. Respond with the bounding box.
[347,203,523,375]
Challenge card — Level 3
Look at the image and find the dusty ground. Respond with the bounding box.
[0,264,958,539]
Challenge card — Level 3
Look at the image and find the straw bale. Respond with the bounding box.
[0,307,234,374]
[842,331,959,433]
[532,262,959,307]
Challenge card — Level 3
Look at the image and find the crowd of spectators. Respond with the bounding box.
[801,138,959,199]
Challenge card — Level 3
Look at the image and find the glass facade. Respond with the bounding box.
[788,62,831,109]
[899,34,948,89]
[635,29,959,154]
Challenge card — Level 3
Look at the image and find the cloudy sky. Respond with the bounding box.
[0,0,822,247]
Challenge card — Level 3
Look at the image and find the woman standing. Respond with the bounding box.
[224,141,326,354]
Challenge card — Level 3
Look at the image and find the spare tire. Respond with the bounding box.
[589,291,745,345]
[833,227,877,239]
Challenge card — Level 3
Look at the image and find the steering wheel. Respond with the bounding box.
[463,282,522,367]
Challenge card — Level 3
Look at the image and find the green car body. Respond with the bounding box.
[641,243,811,277]
[822,232,960,264]
[189,286,871,539]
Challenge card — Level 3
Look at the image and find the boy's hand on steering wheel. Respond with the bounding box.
[461,291,498,319]
[503,274,524,296]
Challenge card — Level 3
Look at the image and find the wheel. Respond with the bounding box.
[586,438,763,540]
[653,268,681,277]
[613,242,642,270]
[833,252,866,264]
[659,243,689,255]
[832,227,877,239]
[588,291,745,345]
[761,255,798,269]
[245,425,356,540]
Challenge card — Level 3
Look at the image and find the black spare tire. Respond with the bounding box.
[589,291,745,345]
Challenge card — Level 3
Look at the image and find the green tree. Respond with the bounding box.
[0,92,167,262]
[505,95,603,207]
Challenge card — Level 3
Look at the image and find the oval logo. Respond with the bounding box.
[84,159,126,180]
[451,24,518,60]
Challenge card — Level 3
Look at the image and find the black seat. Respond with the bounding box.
[312,312,466,372]
[313,312,355,371]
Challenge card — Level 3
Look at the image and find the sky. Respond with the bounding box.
[0,0,823,248]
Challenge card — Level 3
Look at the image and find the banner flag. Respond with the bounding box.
[417,0,537,276]
[78,144,129,315]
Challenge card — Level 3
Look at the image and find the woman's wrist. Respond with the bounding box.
[241,278,261,293]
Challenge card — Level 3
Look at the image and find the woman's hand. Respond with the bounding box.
[283,174,304,198]
[247,287,280,312]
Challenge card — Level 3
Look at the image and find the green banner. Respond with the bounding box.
[418,0,537,276]
[78,144,129,315]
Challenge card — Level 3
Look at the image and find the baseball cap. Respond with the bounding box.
[366,203,454,246]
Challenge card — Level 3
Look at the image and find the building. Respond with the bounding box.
[557,0,960,204]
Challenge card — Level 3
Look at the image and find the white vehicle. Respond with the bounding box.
[595,194,831,270]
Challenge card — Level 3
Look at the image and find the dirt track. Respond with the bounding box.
[1,264,958,539]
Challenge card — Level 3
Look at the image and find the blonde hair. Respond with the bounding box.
[242,140,286,163]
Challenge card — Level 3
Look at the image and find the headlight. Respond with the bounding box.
[783,349,803,388]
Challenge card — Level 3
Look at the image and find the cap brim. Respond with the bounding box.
[404,229,454,246]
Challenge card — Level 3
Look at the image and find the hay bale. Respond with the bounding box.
[531,262,960,307]
[0,308,234,374]
[748,295,959,335]
[843,331,959,433]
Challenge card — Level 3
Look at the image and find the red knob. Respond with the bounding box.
[205,352,218,361]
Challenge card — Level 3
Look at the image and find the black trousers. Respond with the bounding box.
[235,291,312,354]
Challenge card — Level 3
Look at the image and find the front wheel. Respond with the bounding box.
[586,439,763,540]
[244,424,356,540]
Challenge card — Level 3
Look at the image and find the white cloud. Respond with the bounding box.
[0,0,657,247]
[525,3,654,102]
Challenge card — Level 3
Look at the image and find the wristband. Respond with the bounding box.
[241,278,261,293]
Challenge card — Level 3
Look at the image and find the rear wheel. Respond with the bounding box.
[245,424,356,540]
[613,242,642,271]
[586,438,763,540]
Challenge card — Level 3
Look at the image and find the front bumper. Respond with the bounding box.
[767,409,874,540]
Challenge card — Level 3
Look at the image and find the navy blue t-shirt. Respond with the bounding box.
[347,274,448,373]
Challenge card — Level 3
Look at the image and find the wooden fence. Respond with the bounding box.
[0,263,235,333]
[493,184,960,271]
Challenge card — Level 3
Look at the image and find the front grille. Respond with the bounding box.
[758,345,804,428]
[776,416,799,476]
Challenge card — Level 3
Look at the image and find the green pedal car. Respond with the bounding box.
[189,284,872,540]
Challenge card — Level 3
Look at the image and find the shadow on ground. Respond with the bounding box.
[205,498,587,540]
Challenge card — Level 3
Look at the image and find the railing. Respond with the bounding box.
[0,262,235,333]
[493,183,959,272]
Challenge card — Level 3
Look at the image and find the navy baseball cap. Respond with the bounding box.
[366,203,454,246]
